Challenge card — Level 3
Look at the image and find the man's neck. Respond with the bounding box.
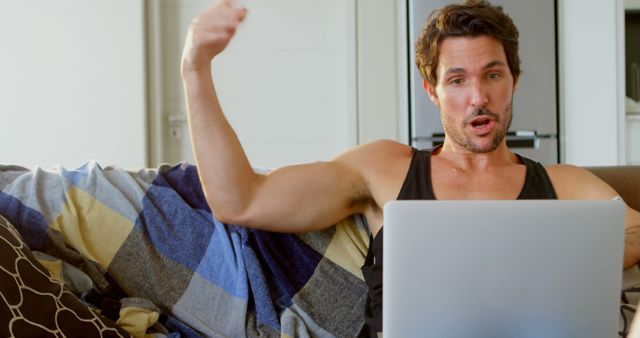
[433,141,520,171]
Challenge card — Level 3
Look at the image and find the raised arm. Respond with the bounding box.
[181,0,371,232]
[547,165,640,269]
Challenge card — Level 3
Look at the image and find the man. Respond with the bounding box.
[181,0,640,336]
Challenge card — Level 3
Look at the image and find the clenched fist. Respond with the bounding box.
[182,0,247,72]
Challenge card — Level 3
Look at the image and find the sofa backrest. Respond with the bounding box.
[585,166,640,212]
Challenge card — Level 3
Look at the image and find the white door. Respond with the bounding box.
[151,0,357,169]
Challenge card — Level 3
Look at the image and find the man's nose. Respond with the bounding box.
[470,81,489,107]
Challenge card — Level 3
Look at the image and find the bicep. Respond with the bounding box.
[628,206,640,230]
[548,165,619,200]
[548,165,640,268]
[237,159,369,232]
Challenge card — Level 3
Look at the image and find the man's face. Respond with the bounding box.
[425,35,517,153]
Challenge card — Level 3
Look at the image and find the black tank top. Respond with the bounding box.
[358,147,558,337]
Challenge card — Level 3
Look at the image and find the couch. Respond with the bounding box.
[587,166,640,211]
[586,166,640,337]
[0,163,638,337]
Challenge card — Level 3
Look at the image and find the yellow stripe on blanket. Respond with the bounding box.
[116,305,160,338]
[323,217,369,280]
[51,187,134,269]
[36,256,63,281]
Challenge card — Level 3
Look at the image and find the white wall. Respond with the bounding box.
[0,0,146,170]
[558,0,625,166]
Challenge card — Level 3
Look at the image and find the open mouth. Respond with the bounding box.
[470,117,492,128]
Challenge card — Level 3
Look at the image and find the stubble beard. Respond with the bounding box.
[443,102,513,154]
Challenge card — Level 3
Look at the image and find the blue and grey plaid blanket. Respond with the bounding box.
[0,161,369,337]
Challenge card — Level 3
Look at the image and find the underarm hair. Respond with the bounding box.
[348,182,379,215]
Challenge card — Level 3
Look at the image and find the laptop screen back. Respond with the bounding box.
[383,200,625,338]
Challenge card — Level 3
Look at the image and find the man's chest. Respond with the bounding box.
[430,166,527,200]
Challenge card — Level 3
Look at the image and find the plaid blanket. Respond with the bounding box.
[0,161,369,337]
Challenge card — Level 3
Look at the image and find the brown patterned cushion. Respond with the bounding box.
[0,214,130,337]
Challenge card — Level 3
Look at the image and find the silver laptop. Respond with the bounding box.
[383,200,626,338]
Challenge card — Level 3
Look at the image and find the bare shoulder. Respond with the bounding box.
[545,164,618,199]
[335,139,413,169]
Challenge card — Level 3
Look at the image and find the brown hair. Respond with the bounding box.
[415,0,520,88]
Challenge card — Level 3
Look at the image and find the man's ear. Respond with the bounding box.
[513,75,520,92]
[423,79,440,107]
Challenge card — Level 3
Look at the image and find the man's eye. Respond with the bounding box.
[450,78,463,85]
[488,73,502,80]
